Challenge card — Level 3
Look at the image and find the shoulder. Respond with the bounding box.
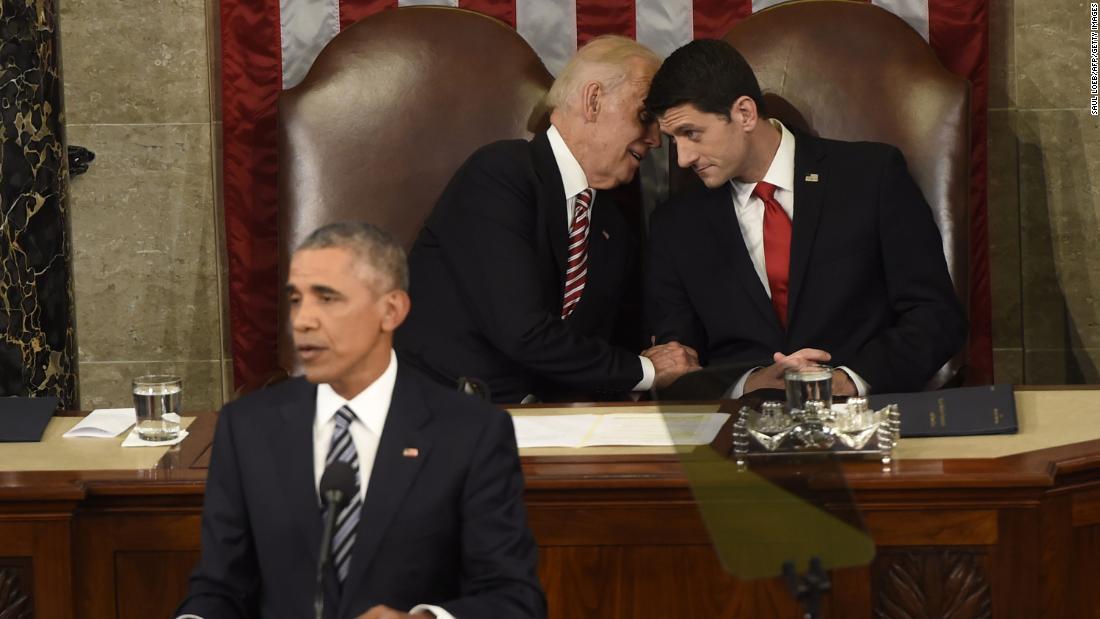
[219,377,313,420]
[400,367,512,435]
[459,138,538,178]
[650,185,722,232]
[806,133,902,168]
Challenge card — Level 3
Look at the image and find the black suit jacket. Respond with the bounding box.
[646,131,966,394]
[396,132,643,403]
[176,367,545,619]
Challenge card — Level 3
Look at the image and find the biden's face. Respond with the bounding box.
[582,59,662,189]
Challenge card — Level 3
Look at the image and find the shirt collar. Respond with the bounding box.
[731,119,796,209]
[315,349,398,436]
[547,124,591,201]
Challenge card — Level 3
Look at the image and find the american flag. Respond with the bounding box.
[221,0,990,388]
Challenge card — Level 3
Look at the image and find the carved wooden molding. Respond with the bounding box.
[0,567,31,619]
[873,550,991,619]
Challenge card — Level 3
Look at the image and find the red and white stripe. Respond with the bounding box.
[222,0,991,389]
[561,189,593,319]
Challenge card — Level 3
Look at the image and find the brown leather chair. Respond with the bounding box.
[275,7,553,374]
[671,0,970,388]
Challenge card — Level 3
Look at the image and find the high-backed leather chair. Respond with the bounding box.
[276,7,553,373]
[671,0,970,388]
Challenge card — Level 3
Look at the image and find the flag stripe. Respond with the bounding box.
[222,0,284,390]
[516,0,577,75]
[340,0,397,30]
[927,0,993,382]
[635,0,692,59]
[576,0,636,45]
[459,0,517,28]
[874,0,930,40]
[692,0,750,39]
[281,0,342,88]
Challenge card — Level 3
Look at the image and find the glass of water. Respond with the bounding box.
[784,365,834,412]
[132,375,182,441]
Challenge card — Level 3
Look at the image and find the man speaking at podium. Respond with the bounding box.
[176,223,545,619]
[644,40,966,397]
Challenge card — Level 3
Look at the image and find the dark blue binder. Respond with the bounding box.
[0,396,59,442]
[869,384,1018,438]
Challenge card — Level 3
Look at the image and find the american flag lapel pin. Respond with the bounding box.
[804,173,819,182]
[602,230,610,240]
[402,447,419,458]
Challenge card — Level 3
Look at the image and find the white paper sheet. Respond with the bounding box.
[62,408,136,438]
[512,412,730,448]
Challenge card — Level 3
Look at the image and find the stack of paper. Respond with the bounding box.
[512,412,729,449]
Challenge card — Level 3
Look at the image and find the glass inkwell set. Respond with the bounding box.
[731,365,901,467]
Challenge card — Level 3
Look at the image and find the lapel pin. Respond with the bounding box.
[402,447,420,458]
[602,230,610,240]
[804,173,819,182]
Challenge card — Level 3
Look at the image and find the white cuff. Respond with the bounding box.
[634,355,655,391]
[410,603,454,618]
[726,367,762,399]
[837,366,869,395]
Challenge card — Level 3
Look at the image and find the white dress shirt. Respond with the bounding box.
[726,120,869,398]
[177,351,452,619]
[547,124,655,392]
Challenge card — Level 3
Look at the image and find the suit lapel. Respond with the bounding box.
[273,379,324,569]
[339,367,431,612]
[531,132,569,277]
[704,184,781,331]
[786,132,827,327]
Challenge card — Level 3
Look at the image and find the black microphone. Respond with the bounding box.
[315,461,356,619]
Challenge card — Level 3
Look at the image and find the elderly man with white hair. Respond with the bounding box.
[397,35,699,403]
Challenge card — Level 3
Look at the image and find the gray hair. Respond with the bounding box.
[296,222,409,293]
[545,35,660,111]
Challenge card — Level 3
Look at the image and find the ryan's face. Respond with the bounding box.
[658,99,756,188]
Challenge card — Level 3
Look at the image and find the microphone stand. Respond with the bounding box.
[315,488,344,619]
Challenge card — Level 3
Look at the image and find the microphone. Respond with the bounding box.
[315,461,356,619]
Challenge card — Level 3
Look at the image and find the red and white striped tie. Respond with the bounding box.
[561,188,593,319]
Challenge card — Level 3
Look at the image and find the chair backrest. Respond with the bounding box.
[277,7,553,371]
[671,0,970,388]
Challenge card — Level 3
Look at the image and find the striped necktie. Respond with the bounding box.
[326,404,362,584]
[561,188,593,319]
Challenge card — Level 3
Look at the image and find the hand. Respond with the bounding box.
[642,340,702,388]
[832,369,857,396]
[743,348,832,393]
[357,606,433,619]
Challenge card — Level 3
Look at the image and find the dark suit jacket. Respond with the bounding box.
[396,132,643,403]
[176,367,546,619]
[646,130,966,395]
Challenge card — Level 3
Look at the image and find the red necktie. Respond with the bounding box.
[753,181,791,327]
[561,188,593,319]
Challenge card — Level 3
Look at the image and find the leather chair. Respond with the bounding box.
[275,7,553,374]
[670,0,970,388]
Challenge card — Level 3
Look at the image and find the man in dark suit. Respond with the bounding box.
[643,40,966,397]
[176,223,545,619]
[396,35,699,404]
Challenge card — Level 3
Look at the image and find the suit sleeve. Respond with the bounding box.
[645,206,709,361]
[175,406,259,618]
[434,409,547,618]
[846,148,968,392]
[433,151,642,392]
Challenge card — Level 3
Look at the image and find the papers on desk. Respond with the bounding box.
[62,408,137,438]
[512,412,730,448]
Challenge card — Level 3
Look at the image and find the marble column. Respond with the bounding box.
[0,0,78,407]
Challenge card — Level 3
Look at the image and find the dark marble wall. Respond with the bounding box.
[0,0,77,406]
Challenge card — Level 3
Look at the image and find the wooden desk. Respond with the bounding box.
[2,389,1099,618]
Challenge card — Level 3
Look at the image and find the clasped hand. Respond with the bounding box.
[642,340,702,388]
[743,349,856,396]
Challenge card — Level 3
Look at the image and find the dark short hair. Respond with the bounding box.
[645,39,767,120]
[296,222,409,292]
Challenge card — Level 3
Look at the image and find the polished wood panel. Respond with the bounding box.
[2,404,1100,617]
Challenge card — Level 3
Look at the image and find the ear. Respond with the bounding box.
[380,289,411,333]
[729,96,760,132]
[581,81,602,122]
